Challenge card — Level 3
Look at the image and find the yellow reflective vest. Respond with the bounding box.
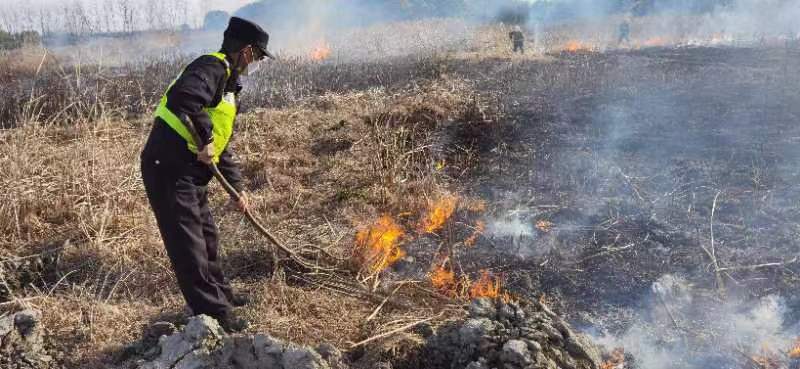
[154,52,236,163]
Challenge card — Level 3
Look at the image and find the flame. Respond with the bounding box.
[642,36,668,47]
[563,40,592,53]
[751,344,782,369]
[355,215,405,273]
[420,195,458,234]
[430,265,457,295]
[790,337,800,359]
[469,270,503,299]
[310,41,331,61]
[465,220,486,247]
[536,220,554,233]
[600,348,625,369]
[429,267,510,301]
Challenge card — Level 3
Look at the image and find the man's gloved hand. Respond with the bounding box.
[198,144,215,164]
[227,191,249,213]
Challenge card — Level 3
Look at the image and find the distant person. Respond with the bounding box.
[140,17,274,333]
[509,25,525,53]
[618,20,631,46]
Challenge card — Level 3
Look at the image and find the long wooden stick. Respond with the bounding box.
[183,117,327,271]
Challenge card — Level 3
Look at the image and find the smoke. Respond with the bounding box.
[487,216,534,238]
[595,275,798,369]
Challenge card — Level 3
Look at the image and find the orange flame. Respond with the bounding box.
[465,220,486,247]
[355,215,405,273]
[600,348,625,369]
[420,195,458,234]
[751,344,782,369]
[430,265,457,295]
[469,270,503,299]
[790,337,800,359]
[310,41,331,61]
[563,40,592,52]
[642,36,668,47]
[536,220,554,233]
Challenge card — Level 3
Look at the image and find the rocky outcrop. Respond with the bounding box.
[0,309,54,369]
[419,299,602,369]
[131,315,344,369]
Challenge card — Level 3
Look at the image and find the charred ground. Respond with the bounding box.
[436,45,800,363]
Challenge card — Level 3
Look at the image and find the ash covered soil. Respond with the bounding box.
[439,45,800,367]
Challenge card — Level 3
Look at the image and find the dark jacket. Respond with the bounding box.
[509,31,525,43]
[141,54,244,192]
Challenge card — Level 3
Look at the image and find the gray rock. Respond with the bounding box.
[535,353,558,369]
[316,342,344,367]
[498,302,525,323]
[469,298,498,319]
[524,339,542,354]
[139,315,225,369]
[174,349,215,369]
[282,344,330,369]
[465,360,488,369]
[501,340,532,366]
[217,336,261,369]
[539,324,563,342]
[564,333,601,368]
[459,318,496,345]
[0,309,52,369]
[183,315,225,344]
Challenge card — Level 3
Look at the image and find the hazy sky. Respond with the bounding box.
[0,0,256,31]
[0,0,254,13]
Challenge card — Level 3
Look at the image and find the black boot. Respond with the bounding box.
[216,312,249,333]
[229,293,251,307]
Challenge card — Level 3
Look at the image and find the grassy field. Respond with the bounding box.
[2,18,800,369]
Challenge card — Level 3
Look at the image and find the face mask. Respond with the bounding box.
[241,60,261,76]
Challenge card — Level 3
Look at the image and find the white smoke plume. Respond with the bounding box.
[595,275,799,369]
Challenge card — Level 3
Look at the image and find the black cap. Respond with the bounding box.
[224,16,274,59]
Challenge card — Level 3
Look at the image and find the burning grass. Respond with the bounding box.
[428,263,510,302]
[419,195,458,234]
[600,348,626,369]
[309,40,332,61]
[355,215,406,275]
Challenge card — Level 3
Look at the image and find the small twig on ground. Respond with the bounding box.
[0,296,44,308]
[653,286,683,332]
[700,190,726,295]
[367,281,414,322]
[577,243,635,264]
[717,258,799,272]
[350,312,444,348]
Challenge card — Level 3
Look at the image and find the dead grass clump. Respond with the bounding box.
[36,294,171,368]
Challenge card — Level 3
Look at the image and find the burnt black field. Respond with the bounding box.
[434,45,800,367]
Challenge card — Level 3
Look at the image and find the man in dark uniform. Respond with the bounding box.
[509,25,525,53]
[140,17,274,333]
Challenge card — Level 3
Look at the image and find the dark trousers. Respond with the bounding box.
[141,157,233,318]
[513,41,524,53]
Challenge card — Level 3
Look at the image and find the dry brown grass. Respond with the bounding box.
[0,66,488,367]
